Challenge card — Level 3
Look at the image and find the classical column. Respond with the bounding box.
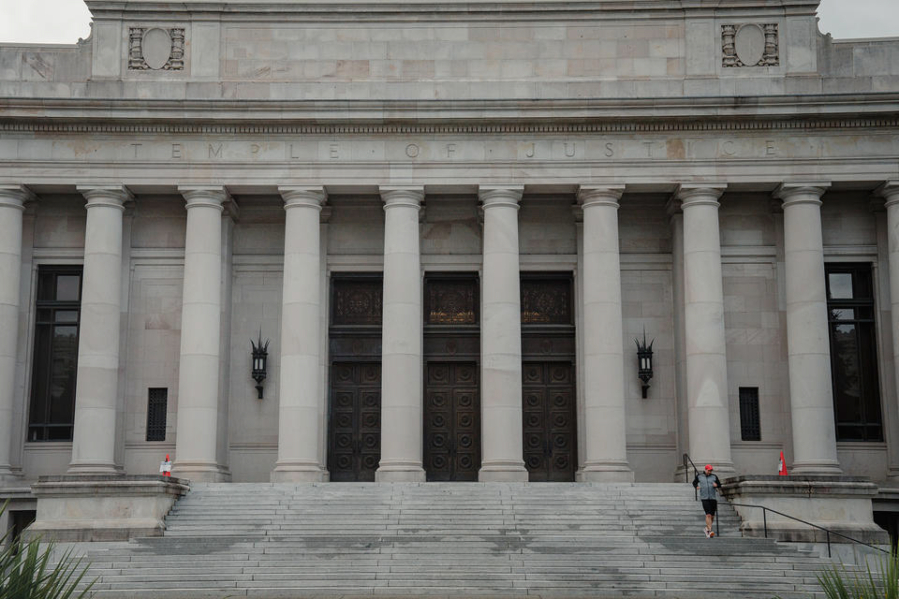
[173,186,229,481]
[577,186,633,481]
[376,186,426,482]
[676,184,734,476]
[272,186,327,482]
[0,186,32,481]
[68,185,131,474]
[775,183,841,475]
[875,183,899,480]
[478,186,528,482]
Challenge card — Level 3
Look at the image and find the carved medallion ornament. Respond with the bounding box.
[129,27,185,71]
[722,24,779,67]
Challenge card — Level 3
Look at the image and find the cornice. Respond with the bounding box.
[84,0,821,21]
[1,116,897,136]
[1,94,897,132]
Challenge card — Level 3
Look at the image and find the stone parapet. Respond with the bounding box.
[720,475,888,545]
[27,475,189,542]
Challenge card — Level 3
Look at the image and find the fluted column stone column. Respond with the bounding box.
[0,186,32,481]
[775,183,841,475]
[478,186,528,482]
[377,187,426,482]
[676,184,734,476]
[68,185,131,474]
[272,186,328,482]
[173,186,229,481]
[881,183,899,470]
[577,186,633,482]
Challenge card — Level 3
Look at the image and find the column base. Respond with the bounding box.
[478,461,529,482]
[271,462,328,483]
[0,465,23,484]
[791,461,843,476]
[376,462,426,482]
[66,463,124,476]
[171,461,231,483]
[577,462,635,483]
[681,460,736,479]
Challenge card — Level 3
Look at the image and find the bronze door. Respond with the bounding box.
[424,362,480,481]
[328,362,381,482]
[522,361,577,482]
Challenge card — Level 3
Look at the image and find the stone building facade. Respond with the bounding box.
[1,0,899,491]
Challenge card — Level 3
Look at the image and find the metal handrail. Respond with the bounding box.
[727,502,888,559]
[683,453,718,537]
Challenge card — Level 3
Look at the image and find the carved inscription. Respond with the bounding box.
[128,27,185,71]
[723,24,778,67]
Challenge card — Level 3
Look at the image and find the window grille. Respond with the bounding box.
[739,387,761,441]
[146,388,168,442]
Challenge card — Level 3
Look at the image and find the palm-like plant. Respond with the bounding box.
[816,550,899,599]
[0,501,94,599]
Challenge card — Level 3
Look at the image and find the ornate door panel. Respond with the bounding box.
[328,362,381,482]
[424,362,480,481]
[522,361,576,482]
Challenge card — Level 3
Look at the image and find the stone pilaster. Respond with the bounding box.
[576,186,633,482]
[879,182,899,480]
[173,186,229,482]
[668,198,690,480]
[478,186,528,482]
[376,187,426,482]
[774,183,841,475]
[67,186,131,475]
[675,184,734,476]
[272,186,328,482]
[0,186,32,482]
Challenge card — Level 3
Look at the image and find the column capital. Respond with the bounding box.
[0,185,35,211]
[278,186,327,210]
[380,186,424,210]
[479,185,523,209]
[876,181,899,207]
[178,185,230,211]
[577,185,625,209]
[774,182,830,207]
[674,184,726,207]
[77,185,133,211]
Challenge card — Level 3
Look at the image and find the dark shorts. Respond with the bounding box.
[701,499,717,515]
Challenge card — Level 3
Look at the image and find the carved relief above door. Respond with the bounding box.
[424,362,480,481]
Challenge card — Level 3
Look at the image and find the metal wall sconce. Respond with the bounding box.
[635,329,654,399]
[251,331,269,399]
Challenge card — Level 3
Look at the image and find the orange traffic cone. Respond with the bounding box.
[160,454,172,477]
[778,451,788,476]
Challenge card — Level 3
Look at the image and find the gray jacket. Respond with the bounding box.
[692,472,721,501]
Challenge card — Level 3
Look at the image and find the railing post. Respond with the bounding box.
[827,531,831,558]
[763,509,768,539]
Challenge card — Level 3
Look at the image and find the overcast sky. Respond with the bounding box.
[0,0,896,44]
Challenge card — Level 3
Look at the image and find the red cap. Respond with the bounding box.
[704,464,713,471]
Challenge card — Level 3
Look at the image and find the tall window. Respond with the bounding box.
[28,266,82,442]
[826,264,883,442]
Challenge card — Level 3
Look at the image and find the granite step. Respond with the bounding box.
[63,482,841,598]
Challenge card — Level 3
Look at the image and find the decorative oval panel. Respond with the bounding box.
[142,28,172,70]
[735,24,765,66]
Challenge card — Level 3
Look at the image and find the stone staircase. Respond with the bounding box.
[70,482,832,598]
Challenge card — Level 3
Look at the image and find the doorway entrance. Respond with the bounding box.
[423,274,481,482]
[327,274,383,482]
[520,273,577,482]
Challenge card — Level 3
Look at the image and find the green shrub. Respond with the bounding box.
[0,501,94,599]
[815,550,899,599]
